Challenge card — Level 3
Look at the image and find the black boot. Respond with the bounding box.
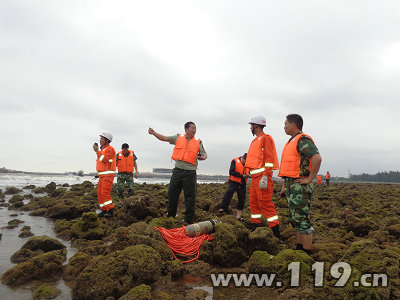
[251,223,260,232]
[303,248,312,256]
[104,208,114,217]
[271,225,280,239]
[295,243,304,250]
[98,210,106,217]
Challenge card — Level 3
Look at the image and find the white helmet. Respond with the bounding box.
[249,115,266,126]
[100,132,113,142]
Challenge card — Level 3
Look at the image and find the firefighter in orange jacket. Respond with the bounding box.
[244,115,280,239]
[116,143,139,200]
[219,154,248,221]
[93,132,116,217]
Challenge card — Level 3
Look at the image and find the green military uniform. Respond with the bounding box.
[166,134,207,223]
[284,132,319,233]
[116,153,137,199]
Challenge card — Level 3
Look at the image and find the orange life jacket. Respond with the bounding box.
[96,144,116,175]
[278,133,313,178]
[326,173,330,179]
[229,157,248,184]
[317,175,322,181]
[245,132,279,176]
[117,150,135,173]
[171,134,201,165]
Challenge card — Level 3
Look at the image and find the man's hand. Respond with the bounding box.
[93,143,99,152]
[135,171,139,179]
[259,176,268,189]
[148,127,155,135]
[197,154,207,160]
[295,177,312,185]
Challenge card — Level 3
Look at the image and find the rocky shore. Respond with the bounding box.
[0,181,399,299]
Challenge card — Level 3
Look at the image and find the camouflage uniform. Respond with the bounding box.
[117,172,135,199]
[283,132,319,233]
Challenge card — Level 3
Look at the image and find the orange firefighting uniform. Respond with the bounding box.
[245,132,279,227]
[96,144,116,211]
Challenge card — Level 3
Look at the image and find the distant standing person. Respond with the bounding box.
[244,115,280,239]
[317,175,323,184]
[93,133,116,217]
[278,114,322,256]
[325,171,331,186]
[116,143,139,200]
[219,154,248,221]
[148,122,207,224]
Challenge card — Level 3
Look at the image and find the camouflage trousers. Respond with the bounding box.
[117,172,134,199]
[285,178,314,233]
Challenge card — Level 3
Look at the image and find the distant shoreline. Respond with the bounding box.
[0,170,229,181]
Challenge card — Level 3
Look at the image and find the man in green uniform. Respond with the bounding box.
[279,114,322,255]
[148,122,207,224]
[116,143,139,200]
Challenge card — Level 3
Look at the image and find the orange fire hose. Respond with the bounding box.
[154,226,214,263]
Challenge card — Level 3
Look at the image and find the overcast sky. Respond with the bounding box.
[1,0,399,177]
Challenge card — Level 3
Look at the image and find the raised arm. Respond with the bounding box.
[148,127,168,142]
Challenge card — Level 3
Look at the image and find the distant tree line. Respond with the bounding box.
[349,171,400,183]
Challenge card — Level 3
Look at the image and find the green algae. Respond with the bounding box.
[32,283,61,300]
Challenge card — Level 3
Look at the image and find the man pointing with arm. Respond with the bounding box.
[148,122,207,224]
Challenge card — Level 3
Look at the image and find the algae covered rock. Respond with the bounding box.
[63,251,92,281]
[248,250,273,273]
[11,235,65,263]
[119,284,152,300]
[342,239,400,276]
[248,227,281,255]
[149,216,180,229]
[70,212,104,240]
[49,187,67,198]
[23,184,36,189]
[32,283,61,299]
[1,249,67,286]
[44,182,57,194]
[46,198,94,219]
[107,223,172,261]
[256,249,314,285]
[11,248,37,263]
[7,219,24,228]
[18,225,34,238]
[119,194,164,224]
[20,235,65,252]
[199,222,248,267]
[9,194,24,203]
[388,223,400,238]
[5,186,22,194]
[72,244,162,300]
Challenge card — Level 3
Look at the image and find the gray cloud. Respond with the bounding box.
[1,0,399,177]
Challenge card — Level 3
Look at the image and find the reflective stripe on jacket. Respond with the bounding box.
[96,144,116,175]
[278,133,313,178]
[171,134,201,165]
[117,150,135,173]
